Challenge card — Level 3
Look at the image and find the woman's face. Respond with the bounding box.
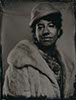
[35,19,60,47]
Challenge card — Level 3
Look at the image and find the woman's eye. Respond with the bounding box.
[38,26,43,30]
[49,23,54,27]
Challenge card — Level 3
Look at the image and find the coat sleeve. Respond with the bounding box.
[3,64,31,97]
[3,40,36,97]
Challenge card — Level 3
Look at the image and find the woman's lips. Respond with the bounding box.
[42,37,53,41]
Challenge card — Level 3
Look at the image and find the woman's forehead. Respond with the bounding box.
[36,19,54,25]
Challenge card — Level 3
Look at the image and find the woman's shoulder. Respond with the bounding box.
[7,40,37,68]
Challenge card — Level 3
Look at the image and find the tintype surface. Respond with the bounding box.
[0,0,76,100]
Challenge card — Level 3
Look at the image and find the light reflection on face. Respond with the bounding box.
[35,19,60,47]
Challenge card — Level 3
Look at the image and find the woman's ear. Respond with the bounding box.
[58,29,63,38]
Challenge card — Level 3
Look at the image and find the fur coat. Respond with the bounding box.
[3,40,76,99]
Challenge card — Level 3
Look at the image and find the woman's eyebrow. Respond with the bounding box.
[38,23,43,26]
[48,21,53,24]
[37,23,44,26]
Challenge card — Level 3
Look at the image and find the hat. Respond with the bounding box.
[29,2,61,27]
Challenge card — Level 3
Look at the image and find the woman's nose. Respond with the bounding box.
[43,27,49,36]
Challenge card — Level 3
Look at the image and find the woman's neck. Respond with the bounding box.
[35,42,57,56]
